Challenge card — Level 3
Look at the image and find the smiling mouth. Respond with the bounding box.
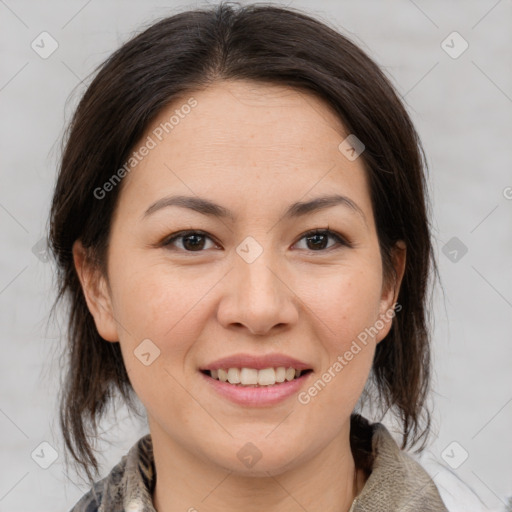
[200,367,313,387]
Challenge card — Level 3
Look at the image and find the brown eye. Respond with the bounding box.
[294,229,349,251]
[162,231,218,252]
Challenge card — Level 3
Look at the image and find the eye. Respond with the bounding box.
[160,228,350,253]
[162,230,219,252]
[293,229,349,251]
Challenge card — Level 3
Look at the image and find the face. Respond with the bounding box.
[74,80,405,475]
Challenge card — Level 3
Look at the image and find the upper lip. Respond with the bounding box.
[200,353,313,371]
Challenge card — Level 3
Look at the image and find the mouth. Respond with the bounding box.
[200,367,314,387]
[198,353,314,405]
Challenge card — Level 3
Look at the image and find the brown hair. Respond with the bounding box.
[49,1,439,485]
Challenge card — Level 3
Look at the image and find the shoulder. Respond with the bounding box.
[349,414,449,511]
[414,452,511,512]
[68,479,105,512]
[67,451,129,512]
[351,414,511,512]
[67,434,154,512]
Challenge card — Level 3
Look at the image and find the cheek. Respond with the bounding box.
[297,265,383,399]
[108,260,214,356]
[294,274,381,441]
[108,264,208,421]
[301,265,383,344]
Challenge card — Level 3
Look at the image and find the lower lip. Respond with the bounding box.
[200,371,312,407]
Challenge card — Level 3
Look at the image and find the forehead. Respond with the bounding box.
[116,80,372,222]
[176,80,347,149]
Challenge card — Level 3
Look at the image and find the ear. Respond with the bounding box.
[72,240,119,342]
[375,240,406,344]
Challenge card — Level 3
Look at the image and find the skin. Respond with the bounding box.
[73,80,406,512]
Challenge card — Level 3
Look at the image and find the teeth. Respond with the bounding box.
[257,368,276,386]
[208,366,307,386]
[275,367,286,382]
[227,368,240,384]
[240,368,258,385]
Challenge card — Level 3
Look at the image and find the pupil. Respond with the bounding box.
[184,234,204,251]
[308,233,327,250]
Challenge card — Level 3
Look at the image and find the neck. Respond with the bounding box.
[150,420,364,512]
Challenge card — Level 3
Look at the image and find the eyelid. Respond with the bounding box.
[160,228,352,252]
[292,228,352,251]
[161,229,220,250]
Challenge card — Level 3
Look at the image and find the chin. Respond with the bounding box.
[206,439,306,477]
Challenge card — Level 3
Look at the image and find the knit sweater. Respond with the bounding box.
[68,414,449,512]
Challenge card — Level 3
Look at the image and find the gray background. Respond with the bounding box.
[1,0,511,510]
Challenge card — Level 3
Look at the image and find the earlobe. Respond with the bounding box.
[72,240,119,342]
[376,240,406,344]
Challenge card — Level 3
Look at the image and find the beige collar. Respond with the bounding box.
[71,414,447,512]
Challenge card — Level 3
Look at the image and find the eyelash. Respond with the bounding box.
[160,228,352,253]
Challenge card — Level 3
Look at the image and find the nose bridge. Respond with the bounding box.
[217,238,298,335]
[236,244,283,309]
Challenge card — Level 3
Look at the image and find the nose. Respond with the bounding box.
[216,249,299,336]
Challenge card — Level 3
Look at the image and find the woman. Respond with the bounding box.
[49,3,458,511]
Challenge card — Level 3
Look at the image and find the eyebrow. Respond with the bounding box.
[143,193,367,225]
